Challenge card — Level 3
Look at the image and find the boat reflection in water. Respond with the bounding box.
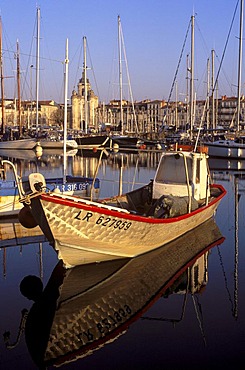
[0,218,45,248]
[9,218,224,369]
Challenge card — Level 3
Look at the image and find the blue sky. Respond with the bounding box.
[0,0,242,104]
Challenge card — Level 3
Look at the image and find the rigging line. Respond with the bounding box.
[217,245,234,314]
[86,41,101,102]
[141,289,189,324]
[141,268,190,324]
[17,15,36,101]
[195,20,210,56]
[1,24,15,74]
[72,41,83,91]
[212,0,239,94]
[119,21,138,133]
[215,51,235,93]
[167,18,191,105]
[2,48,63,64]
[40,21,62,101]
[191,294,207,346]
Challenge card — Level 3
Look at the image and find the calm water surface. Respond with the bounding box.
[0,150,244,369]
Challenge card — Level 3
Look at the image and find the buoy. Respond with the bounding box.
[18,207,38,229]
[35,143,43,158]
[93,147,97,153]
[113,143,119,153]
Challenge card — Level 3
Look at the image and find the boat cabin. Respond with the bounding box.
[152,151,210,202]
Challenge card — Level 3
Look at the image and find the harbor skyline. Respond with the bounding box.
[0,0,243,105]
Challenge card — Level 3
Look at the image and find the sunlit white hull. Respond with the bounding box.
[39,139,78,149]
[34,184,225,267]
[205,140,245,158]
[0,138,37,150]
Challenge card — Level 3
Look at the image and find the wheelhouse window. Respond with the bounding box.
[155,155,192,184]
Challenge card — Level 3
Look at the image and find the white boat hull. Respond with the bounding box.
[205,140,245,159]
[40,139,78,149]
[35,187,224,267]
[0,138,37,150]
[18,149,226,267]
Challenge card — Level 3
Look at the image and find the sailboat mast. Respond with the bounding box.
[35,7,40,132]
[83,36,88,134]
[211,49,215,129]
[206,57,210,130]
[0,17,5,134]
[190,14,195,140]
[63,38,69,181]
[237,0,244,131]
[118,15,123,134]
[16,40,22,135]
[186,54,189,132]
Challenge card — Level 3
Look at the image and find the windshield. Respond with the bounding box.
[155,155,192,184]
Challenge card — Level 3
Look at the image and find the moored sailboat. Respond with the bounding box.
[204,0,245,159]
[0,21,37,150]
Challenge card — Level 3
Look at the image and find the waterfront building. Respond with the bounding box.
[71,71,99,132]
[1,99,61,133]
[219,95,245,130]
[1,93,245,138]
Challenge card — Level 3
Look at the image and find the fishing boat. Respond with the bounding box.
[0,19,38,150]
[12,218,224,368]
[17,147,226,267]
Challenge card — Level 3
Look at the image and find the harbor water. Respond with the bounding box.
[0,149,244,369]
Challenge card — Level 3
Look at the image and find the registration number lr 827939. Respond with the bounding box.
[75,211,132,231]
